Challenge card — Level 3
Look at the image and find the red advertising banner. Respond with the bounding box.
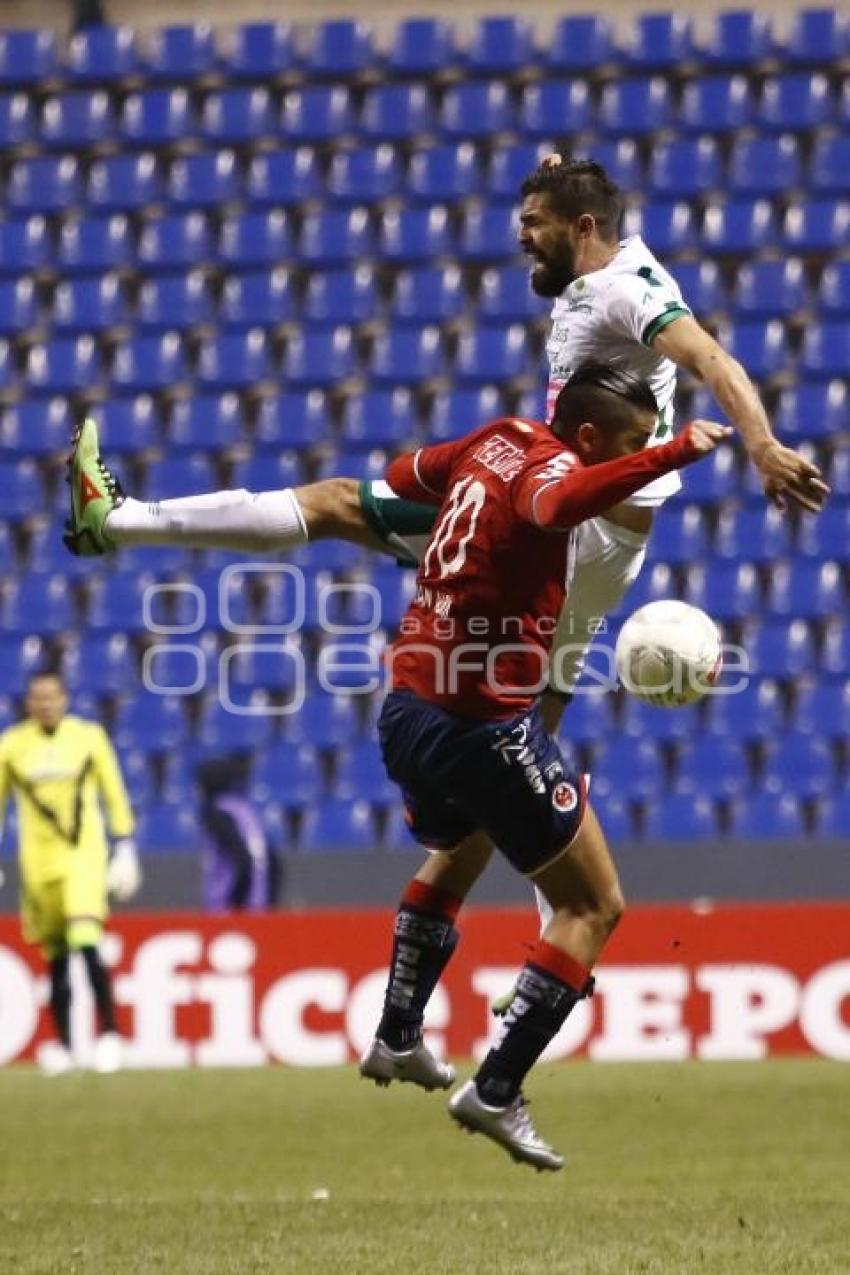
[1,903,849,1067]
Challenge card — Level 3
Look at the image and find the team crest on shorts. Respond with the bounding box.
[552,781,578,813]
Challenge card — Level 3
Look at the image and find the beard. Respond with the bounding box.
[529,252,576,298]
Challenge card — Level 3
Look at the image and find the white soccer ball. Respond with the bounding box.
[615,600,723,708]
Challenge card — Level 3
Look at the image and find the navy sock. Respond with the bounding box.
[475,941,593,1107]
[79,945,117,1035]
[48,954,71,1048]
[377,880,460,1052]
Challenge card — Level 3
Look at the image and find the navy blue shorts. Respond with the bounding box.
[378,690,587,877]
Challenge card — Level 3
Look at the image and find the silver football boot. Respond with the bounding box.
[448,1079,564,1172]
[359,1037,456,1092]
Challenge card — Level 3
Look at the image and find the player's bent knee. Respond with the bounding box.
[599,886,626,936]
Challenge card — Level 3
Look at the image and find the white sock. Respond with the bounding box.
[105,488,308,553]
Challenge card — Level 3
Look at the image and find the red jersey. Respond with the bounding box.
[386,416,702,720]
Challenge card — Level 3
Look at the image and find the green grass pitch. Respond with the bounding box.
[0,1060,847,1274]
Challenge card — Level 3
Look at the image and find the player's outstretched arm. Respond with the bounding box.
[653,316,829,514]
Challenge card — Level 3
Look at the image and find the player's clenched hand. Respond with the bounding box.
[681,420,733,456]
[752,441,830,514]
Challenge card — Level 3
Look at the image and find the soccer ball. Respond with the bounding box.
[615,600,723,708]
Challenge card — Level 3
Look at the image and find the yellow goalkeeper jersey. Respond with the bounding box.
[0,714,135,886]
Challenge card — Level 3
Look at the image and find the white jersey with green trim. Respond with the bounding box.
[545,235,692,508]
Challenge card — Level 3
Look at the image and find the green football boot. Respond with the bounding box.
[63,418,124,557]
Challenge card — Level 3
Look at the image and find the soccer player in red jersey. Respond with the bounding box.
[358,367,730,1170]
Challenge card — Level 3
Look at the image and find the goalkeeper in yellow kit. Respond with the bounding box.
[0,671,141,1074]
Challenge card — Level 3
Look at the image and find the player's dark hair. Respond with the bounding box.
[520,158,623,240]
[552,363,658,440]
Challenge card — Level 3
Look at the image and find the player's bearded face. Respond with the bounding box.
[519,197,578,297]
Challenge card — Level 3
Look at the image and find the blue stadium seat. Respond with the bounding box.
[282,326,356,387]
[3,575,74,635]
[810,135,850,195]
[0,29,57,86]
[685,562,761,621]
[622,692,711,743]
[193,699,273,753]
[391,266,465,323]
[0,277,38,335]
[221,22,294,79]
[651,505,709,564]
[785,8,848,63]
[87,153,162,212]
[673,261,724,314]
[168,150,241,208]
[328,144,404,204]
[797,500,850,559]
[729,136,803,196]
[759,74,832,132]
[702,11,776,66]
[371,326,444,385]
[455,325,530,384]
[218,210,292,268]
[594,795,635,845]
[815,794,850,839]
[138,211,213,270]
[113,751,155,808]
[65,25,138,82]
[674,736,750,797]
[717,319,787,379]
[465,17,534,74]
[137,802,197,852]
[340,389,416,449]
[140,454,215,500]
[0,216,50,275]
[113,693,187,751]
[57,214,131,274]
[714,505,791,562]
[626,13,695,68]
[593,737,663,801]
[440,82,514,139]
[818,262,850,315]
[0,93,35,147]
[763,734,837,798]
[304,266,380,324]
[221,268,296,328]
[367,565,416,627]
[0,339,17,394]
[554,691,614,746]
[428,386,505,441]
[801,322,850,378]
[795,680,850,736]
[486,143,554,199]
[300,799,375,852]
[200,88,273,144]
[703,678,784,738]
[169,393,242,452]
[42,91,114,148]
[824,450,850,496]
[823,621,850,677]
[0,635,43,686]
[728,793,804,839]
[137,272,214,331]
[299,208,374,267]
[2,399,69,454]
[599,77,672,135]
[229,452,304,493]
[766,561,844,619]
[457,204,517,261]
[196,330,273,390]
[519,81,592,138]
[735,259,808,318]
[98,397,160,452]
[514,386,547,422]
[784,201,850,254]
[385,18,455,74]
[290,692,360,748]
[63,633,134,695]
[335,743,396,805]
[111,333,188,394]
[611,562,676,619]
[120,89,192,146]
[408,143,479,203]
[478,265,547,323]
[384,807,421,853]
[624,202,695,254]
[253,744,321,808]
[53,275,127,332]
[544,16,615,71]
[142,24,216,81]
[703,200,776,253]
[26,336,100,395]
[378,206,450,264]
[649,138,722,198]
[361,84,434,141]
[744,619,816,679]
[575,140,644,189]
[306,19,375,77]
[643,794,718,841]
[681,75,753,133]
[0,459,40,517]
[256,390,328,451]
[245,148,321,207]
[282,86,354,142]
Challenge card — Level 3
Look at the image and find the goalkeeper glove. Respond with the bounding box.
[107,837,142,901]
